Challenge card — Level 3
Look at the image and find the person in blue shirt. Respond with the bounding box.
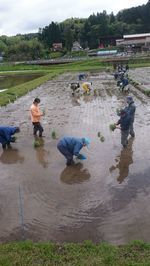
[57,137,90,166]
[78,73,87,81]
[116,110,131,148]
[120,77,129,92]
[124,96,136,137]
[0,126,20,149]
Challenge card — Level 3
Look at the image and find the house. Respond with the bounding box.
[72,41,83,51]
[52,43,62,51]
[116,33,150,52]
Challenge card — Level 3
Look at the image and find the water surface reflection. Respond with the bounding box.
[34,138,49,168]
[60,163,91,184]
[109,138,134,183]
[0,148,24,164]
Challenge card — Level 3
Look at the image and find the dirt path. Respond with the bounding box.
[0,69,150,244]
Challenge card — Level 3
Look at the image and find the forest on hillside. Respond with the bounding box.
[0,0,150,61]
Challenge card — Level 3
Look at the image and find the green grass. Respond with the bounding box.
[0,59,108,72]
[0,240,149,266]
[0,63,50,72]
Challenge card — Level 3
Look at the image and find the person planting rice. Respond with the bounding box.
[116,109,131,148]
[82,82,92,94]
[70,82,80,95]
[124,96,136,138]
[78,73,87,81]
[0,126,20,149]
[30,98,44,137]
[119,77,129,92]
[57,136,90,166]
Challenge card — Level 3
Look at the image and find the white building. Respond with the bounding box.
[72,41,83,51]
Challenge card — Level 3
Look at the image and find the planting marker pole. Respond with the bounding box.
[18,185,25,240]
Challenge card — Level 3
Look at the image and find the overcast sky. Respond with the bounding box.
[0,0,148,36]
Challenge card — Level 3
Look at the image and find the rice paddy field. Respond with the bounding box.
[0,67,150,246]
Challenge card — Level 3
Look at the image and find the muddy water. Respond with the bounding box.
[0,70,150,244]
[129,67,150,91]
[0,73,43,91]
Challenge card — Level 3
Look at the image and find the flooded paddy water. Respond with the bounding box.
[0,68,150,244]
[0,73,43,92]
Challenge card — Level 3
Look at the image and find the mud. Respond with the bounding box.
[0,69,150,244]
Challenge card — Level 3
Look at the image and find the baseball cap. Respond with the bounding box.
[83,137,90,147]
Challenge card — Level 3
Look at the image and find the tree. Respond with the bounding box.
[63,26,74,51]
[39,22,61,48]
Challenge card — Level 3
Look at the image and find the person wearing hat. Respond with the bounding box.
[30,98,44,137]
[0,126,20,149]
[116,110,131,148]
[125,96,136,137]
[57,136,90,166]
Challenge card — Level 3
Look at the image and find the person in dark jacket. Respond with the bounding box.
[116,110,131,148]
[124,96,136,137]
[78,73,87,81]
[57,137,90,166]
[0,126,20,149]
[120,77,129,92]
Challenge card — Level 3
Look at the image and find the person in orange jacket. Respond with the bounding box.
[30,98,44,137]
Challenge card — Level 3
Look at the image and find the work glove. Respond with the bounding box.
[77,154,87,160]
[11,136,16,143]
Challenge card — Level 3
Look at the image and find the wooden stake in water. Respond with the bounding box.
[18,185,25,240]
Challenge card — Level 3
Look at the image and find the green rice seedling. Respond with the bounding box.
[94,89,97,96]
[13,136,17,141]
[100,136,105,142]
[116,108,123,116]
[97,131,101,137]
[109,123,116,131]
[51,130,56,139]
[33,140,41,148]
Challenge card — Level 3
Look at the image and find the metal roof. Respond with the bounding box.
[124,33,150,39]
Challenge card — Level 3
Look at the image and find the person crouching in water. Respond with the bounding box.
[120,77,129,92]
[30,98,44,137]
[116,110,131,148]
[70,82,80,95]
[0,126,20,149]
[82,82,92,94]
[57,137,90,166]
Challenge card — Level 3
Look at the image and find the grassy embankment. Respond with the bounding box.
[0,57,150,106]
[0,240,150,266]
